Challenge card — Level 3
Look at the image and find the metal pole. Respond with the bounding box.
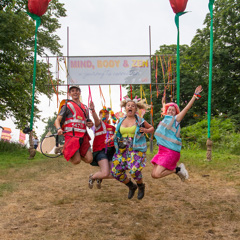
[67,26,69,95]
[149,25,153,153]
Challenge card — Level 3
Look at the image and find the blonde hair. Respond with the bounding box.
[120,99,150,111]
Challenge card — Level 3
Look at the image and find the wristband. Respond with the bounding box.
[194,93,201,100]
[57,127,61,131]
[89,108,95,112]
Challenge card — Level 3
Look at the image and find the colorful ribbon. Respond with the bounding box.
[88,85,92,107]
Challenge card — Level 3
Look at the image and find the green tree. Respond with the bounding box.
[41,112,64,145]
[128,0,240,130]
[183,0,240,128]
[0,0,66,129]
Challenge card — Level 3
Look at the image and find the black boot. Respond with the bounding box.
[126,180,137,199]
[137,183,145,200]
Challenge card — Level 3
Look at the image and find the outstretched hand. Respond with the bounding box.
[89,101,95,110]
[176,85,203,123]
[195,85,203,95]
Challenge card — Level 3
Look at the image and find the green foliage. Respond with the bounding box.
[0,0,66,129]
[0,140,49,170]
[181,117,240,155]
[41,112,64,144]
[216,132,240,155]
[183,0,240,128]
[0,139,27,152]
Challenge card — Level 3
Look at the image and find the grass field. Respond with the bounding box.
[0,148,239,240]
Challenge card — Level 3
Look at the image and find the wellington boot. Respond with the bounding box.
[128,183,137,199]
[137,183,145,200]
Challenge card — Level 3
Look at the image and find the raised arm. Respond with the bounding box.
[89,101,101,127]
[176,85,203,123]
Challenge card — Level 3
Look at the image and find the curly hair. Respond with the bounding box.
[120,99,150,111]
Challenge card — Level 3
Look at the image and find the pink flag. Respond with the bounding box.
[19,130,26,145]
[1,127,12,141]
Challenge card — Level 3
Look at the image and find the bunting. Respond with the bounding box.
[99,85,106,107]
[130,85,133,100]
[88,85,92,107]
[109,85,112,109]
[159,56,165,86]
[140,85,148,104]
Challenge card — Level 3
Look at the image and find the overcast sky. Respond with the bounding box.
[58,0,209,56]
[1,0,211,142]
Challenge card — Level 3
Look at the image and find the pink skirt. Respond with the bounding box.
[151,145,180,171]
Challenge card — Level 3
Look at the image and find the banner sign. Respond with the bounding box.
[68,56,151,85]
[1,127,11,141]
[19,130,26,145]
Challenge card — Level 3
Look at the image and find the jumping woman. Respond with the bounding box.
[151,85,203,181]
[88,102,116,189]
[111,96,154,200]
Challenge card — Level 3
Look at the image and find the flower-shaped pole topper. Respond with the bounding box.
[24,0,52,134]
[28,0,52,16]
[169,0,188,106]
[169,0,188,14]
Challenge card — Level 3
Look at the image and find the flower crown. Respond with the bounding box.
[123,95,141,104]
[101,106,117,125]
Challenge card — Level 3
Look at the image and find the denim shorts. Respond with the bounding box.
[91,147,115,166]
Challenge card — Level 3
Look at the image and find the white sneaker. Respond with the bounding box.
[177,163,189,182]
[88,174,95,189]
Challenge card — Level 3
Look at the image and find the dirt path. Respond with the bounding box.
[0,157,239,240]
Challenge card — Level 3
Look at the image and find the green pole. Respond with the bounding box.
[176,15,180,106]
[175,12,186,106]
[27,13,41,131]
[207,0,215,139]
